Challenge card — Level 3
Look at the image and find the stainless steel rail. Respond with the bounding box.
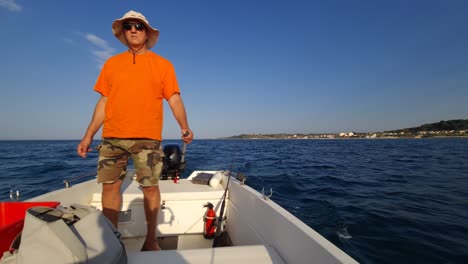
[63,171,97,188]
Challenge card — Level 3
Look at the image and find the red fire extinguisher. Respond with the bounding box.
[173,171,180,184]
[203,202,216,239]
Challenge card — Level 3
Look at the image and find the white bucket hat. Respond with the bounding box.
[112,10,160,49]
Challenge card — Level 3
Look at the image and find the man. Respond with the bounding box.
[77,10,193,251]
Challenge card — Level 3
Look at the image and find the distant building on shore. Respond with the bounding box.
[339,132,355,137]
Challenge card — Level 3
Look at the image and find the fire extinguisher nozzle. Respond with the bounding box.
[203,202,214,209]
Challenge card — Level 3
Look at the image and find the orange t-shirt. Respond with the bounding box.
[94,51,180,140]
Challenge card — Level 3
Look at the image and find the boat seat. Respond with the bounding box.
[92,178,226,204]
[127,245,286,264]
[89,178,227,237]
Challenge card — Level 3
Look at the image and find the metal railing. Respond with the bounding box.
[63,171,97,188]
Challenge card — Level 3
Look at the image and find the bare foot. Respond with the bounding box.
[141,240,161,251]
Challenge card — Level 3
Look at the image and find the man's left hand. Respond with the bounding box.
[182,129,193,144]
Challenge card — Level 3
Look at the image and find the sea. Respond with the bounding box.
[0,139,467,263]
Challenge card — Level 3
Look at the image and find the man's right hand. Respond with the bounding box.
[77,138,93,158]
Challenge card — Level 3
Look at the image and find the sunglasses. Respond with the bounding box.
[123,22,145,31]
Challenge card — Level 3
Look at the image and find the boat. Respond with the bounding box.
[0,143,359,264]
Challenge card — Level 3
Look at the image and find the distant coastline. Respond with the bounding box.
[222,133,468,140]
[223,119,468,140]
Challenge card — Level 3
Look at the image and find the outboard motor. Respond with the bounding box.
[161,144,186,180]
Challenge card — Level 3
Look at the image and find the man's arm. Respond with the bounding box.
[77,96,107,158]
[167,93,193,143]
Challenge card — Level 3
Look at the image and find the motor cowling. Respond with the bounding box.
[161,144,186,180]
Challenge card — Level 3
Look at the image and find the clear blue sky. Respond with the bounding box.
[1,0,467,140]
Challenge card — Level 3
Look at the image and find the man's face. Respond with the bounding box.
[123,19,148,47]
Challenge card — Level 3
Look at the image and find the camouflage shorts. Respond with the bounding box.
[96,138,164,186]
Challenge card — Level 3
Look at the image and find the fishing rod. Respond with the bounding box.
[213,150,239,247]
[212,175,232,247]
[216,171,231,228]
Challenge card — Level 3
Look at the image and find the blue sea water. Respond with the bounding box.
[0,139,467,263]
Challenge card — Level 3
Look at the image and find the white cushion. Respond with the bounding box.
[127,245,285,264]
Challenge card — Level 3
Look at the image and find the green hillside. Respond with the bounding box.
[389,119,468,133]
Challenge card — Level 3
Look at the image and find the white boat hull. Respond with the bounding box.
[25,171,358,264]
